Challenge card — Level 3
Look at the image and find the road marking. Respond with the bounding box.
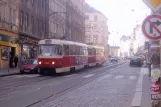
[129,76,136,80]
[101,74,112,79]
[64,74,78,78]
[83,74,95,78]
[114,75,124,79]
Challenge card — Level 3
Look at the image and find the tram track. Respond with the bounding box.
[0,61,126,107]
[26,62,127,107]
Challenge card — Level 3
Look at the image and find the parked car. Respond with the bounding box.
[130,56,143,67]
[20,59,38,74]
[110,57,118,62]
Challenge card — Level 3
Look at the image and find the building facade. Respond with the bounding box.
[48,0,85,43]
[48,0,66,39]
[19,0,49,60]
[0,0,20,68]
[85,4,109,59]
[66,0,85,43]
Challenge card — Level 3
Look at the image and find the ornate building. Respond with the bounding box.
[0,0,20,68]
[48,0,66,39]
[85,4,109,60]
[66,0,85,43]
[48,0,85,43]
[19,0,49,59]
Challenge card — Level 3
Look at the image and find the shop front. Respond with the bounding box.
[19,35,39,61]
[0,30,19,68]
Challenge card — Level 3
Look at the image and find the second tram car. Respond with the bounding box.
[38,39,105,75]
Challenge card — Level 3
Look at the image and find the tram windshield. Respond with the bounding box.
[39,44,62,56]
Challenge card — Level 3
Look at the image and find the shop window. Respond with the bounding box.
[1,48,9,60]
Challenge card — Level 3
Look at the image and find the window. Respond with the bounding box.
[9,7,12,23]
[31,0,34,5]
[20,11,24,25]
[37,19,39,34]
[39,20,43,33]
[31,16,34,33]
[25,13,28,27]
[94,15,97,21]
[88,48,92,55]
[85,15,89,20]
[75,46,81,55]
[12,9,16,25]
[0,5,2,20]
[0,4,5,20]
[40,45,62,56]
[69,45,75,55]
[63,45,70,55]
[38,0,41,8]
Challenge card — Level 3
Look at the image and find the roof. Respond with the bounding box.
[85,3,108,20]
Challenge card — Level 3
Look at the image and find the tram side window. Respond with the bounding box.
[75,46,80,55]
[84,47,88,55]
[92,48,96,55]
[80,46,84,55]
[88,48,93,55]
[63,45,70,55]
[69,45,75,55]
[96,48,99,55]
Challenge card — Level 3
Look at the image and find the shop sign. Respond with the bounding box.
[45,39,52,44]
[0,34,16,44]
[151,80,161,100]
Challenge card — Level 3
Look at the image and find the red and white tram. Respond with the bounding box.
[38,39,105,75]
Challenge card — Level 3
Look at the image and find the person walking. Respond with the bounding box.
[14,55,18,67]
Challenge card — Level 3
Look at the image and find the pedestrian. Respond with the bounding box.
[9,52,13,68]
[14,54,18,67]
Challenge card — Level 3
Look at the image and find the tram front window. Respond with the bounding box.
[39,45,62,56]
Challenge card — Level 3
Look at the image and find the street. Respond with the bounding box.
[0,60,142,107]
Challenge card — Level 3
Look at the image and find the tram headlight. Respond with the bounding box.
[39,61,42,64]
[52,62,55,65]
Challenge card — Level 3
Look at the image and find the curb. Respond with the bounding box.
[0,73,20,77]
[131,68,145,107]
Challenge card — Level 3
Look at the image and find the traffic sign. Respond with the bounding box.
[143,0,161,12]
[142,14,161,40]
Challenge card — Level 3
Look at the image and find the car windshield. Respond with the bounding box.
[39,44,62,56]
[33,60,38,64]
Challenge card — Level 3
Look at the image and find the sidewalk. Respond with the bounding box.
[141,70,151,107]
[0,68,20,77]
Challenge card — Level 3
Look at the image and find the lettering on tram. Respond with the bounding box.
[38,39,105,75]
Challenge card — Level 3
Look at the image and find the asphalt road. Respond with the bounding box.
[0,60,141,107]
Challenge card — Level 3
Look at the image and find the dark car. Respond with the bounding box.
[110,57,118,62]
[20,59,38,74]
[130,56,143,67]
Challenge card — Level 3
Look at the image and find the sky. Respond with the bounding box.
[85,0,151,46]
